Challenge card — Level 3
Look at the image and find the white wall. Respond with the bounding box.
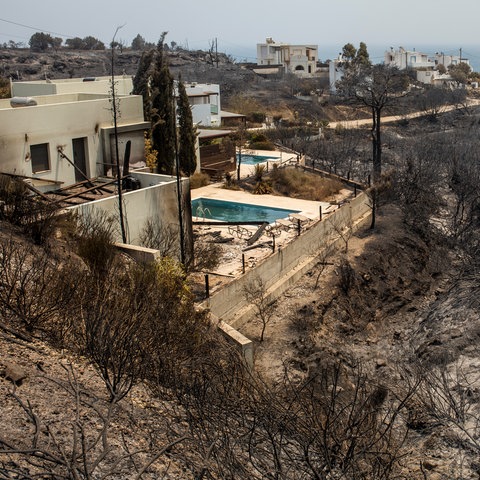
[70,173,191,251]
[12,76,133,97]
[0,93,145,187]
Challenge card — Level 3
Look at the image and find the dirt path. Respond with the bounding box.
[328,99,480,130]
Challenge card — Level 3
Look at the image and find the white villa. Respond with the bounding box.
[256,38,318,76]
[384,47,435,71]
[384,47,470,86]
[180,82,221,127]
[3,77,192,252]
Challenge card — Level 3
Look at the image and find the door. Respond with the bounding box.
[72,137,88,182]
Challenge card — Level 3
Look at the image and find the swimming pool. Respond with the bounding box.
[192,198,300,223]
[236,153,280,165]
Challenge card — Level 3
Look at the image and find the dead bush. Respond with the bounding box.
[190,171,210,189]
[290,302,321,334]
[139,219,179,258]
[270,166,343,201]
[244,277,276,342]
[191,234,222,272]
[74,209,118,275]
[0,238,79,333]
[338,258,356,294]
[0,174,61,245]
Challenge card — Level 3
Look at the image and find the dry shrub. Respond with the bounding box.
[192,234,222,271]
[270,166,343,201]
[338,258,356,294]
[0,238,79,333]
[74,209,118,275]
[139,219,179,257]
[0,174,61,245]
[190,172,210,189]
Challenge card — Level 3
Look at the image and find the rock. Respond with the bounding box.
[3,362,28,385]
[375,358,387,368]
[422,460,438,471]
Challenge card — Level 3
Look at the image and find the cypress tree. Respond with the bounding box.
[150,35,175,174]
[177,79,197,176]
[132,48,154,120]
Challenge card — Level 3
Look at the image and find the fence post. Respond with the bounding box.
[319,205,323,221]
[242,253,245,274]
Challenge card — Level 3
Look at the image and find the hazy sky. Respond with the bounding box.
[1,0,479,62]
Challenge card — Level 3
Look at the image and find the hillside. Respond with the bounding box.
[2,48,480,478]
[0,47,351,122]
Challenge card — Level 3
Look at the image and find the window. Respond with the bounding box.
[30,143,50,173]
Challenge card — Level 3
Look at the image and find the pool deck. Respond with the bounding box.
[191,185,329,221]
[189,150,355,282]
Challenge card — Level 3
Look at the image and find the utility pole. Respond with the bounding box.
[111,24,127,244]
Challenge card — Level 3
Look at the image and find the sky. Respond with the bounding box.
[1,0,480,65]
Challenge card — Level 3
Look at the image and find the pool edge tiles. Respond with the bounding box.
[236,153,281,166]
[192,197,300,224]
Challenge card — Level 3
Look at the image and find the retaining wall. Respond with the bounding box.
[203,192,371,327]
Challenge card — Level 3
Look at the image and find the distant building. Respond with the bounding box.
[384,47,470,86]
[256,38,318,76]
[179,82,221,127]
[328,54,346,93]
[434,52,470,69]
[384,47,435,70]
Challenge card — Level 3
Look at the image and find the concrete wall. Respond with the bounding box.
[70,173,192,260]
[204,192,371,326]
[0,93,145,187]
[12,76,133,97]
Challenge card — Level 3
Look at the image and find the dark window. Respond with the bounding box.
[30,143,50,173]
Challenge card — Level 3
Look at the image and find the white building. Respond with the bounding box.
[11,75,133,97]
[0,91,148,186]
[384,47,435,71]
[434,52,470,69]
[180,82,221,127]
[328,55,346,93]
[2,79,192,252]
[257,38,318,76]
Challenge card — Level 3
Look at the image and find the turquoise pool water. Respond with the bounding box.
[237,153,280,165]
[192,198,300,223]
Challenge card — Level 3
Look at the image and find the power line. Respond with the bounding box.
[0,17,73,38]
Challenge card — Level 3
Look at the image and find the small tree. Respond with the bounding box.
[177,78,197,176]
[131,33,146,51]
[29,32,53,52]
[65,37,84,49]
[244,277,275,342]
[449,62,471,86]
[83,35,105,50]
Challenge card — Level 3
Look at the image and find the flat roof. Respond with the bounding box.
[197,129,232,139]
[220,110,245,119]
